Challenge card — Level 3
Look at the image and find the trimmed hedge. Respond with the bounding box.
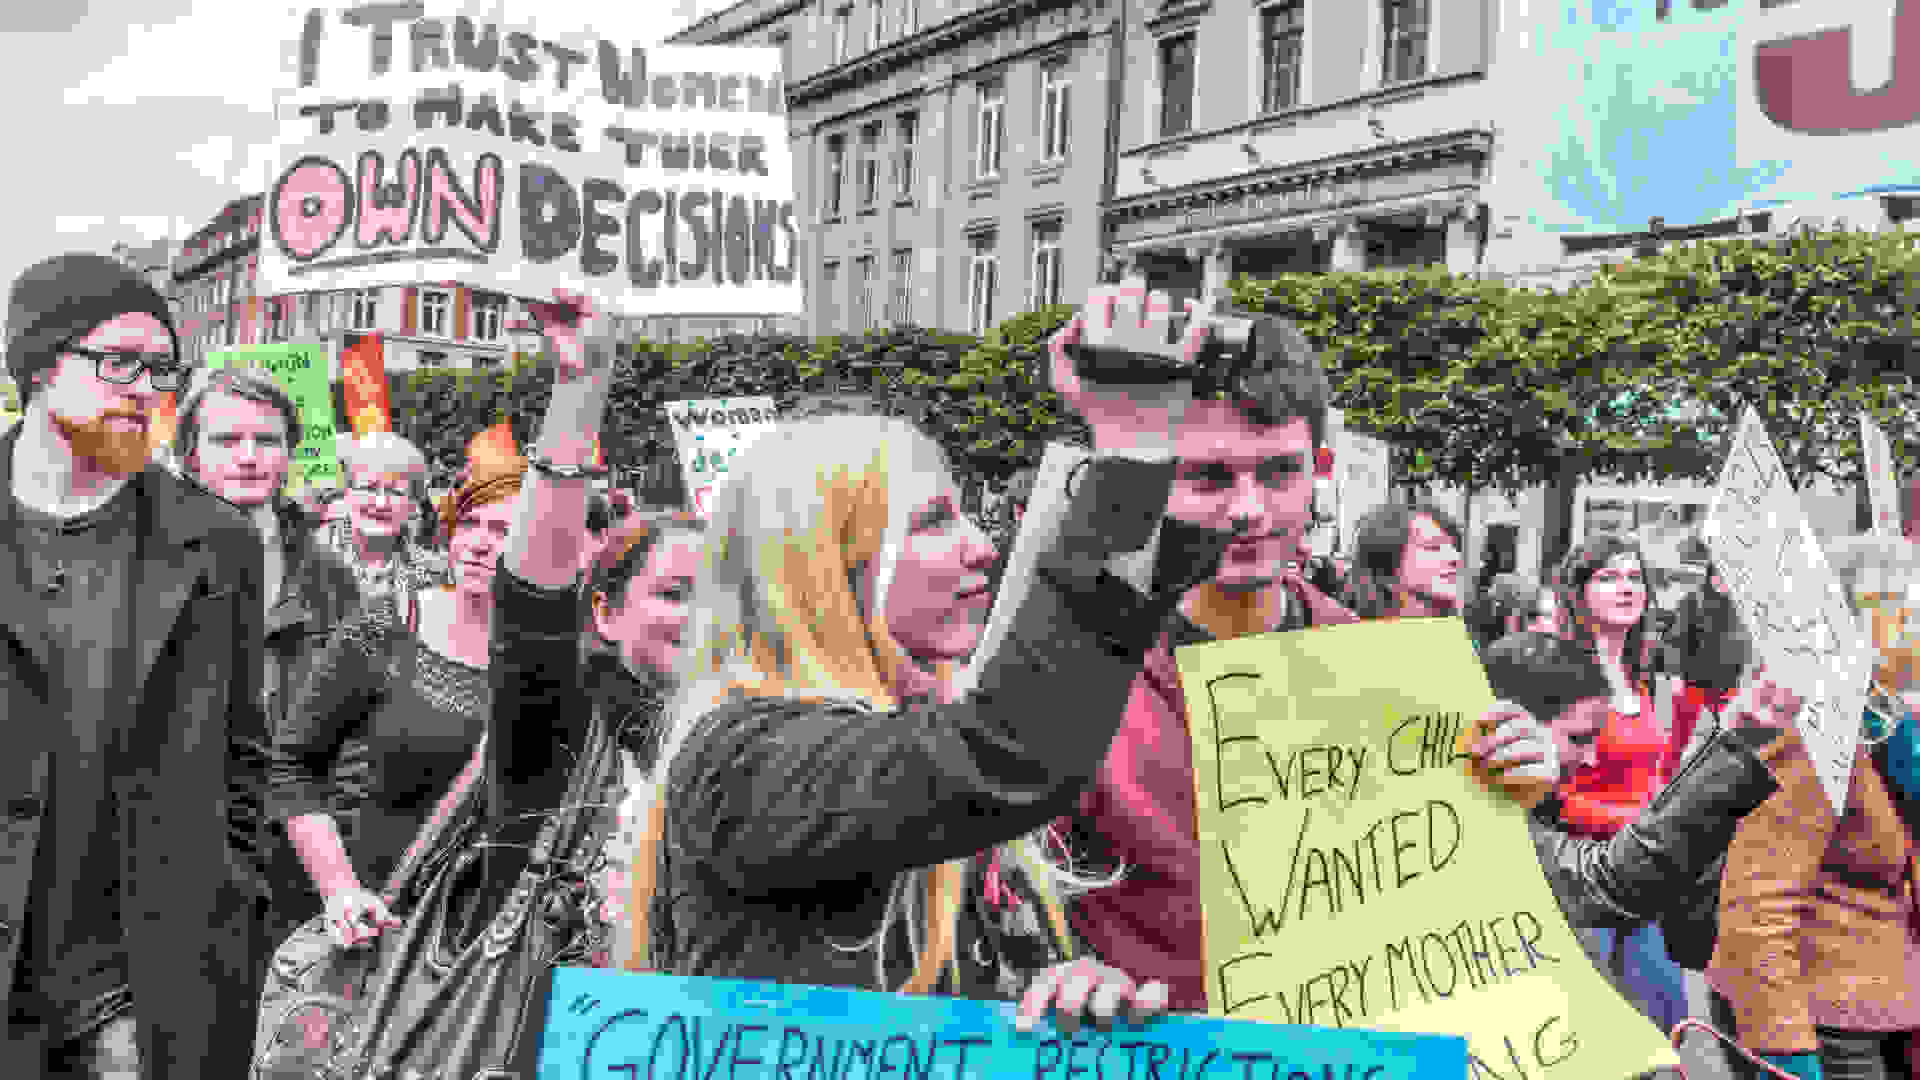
[380,227,1920,512]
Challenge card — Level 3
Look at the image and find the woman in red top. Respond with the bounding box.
[1551,532,1692,1040]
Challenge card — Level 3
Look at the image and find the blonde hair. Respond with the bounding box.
[626,415,1113,990]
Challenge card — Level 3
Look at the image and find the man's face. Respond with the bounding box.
[1552,696,1611,779]
[40,312,175,477]
[1397,514,1463,612]
[1168,404,1316,592]
[192,391,290,509]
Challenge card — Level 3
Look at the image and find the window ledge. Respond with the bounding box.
[1029,159,1068,181]
[892,195,917,208]
[967,176,1005,197]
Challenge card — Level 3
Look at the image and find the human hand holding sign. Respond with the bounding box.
[1721,665,1805,731]
[1015,958,1171,1036]
[1461,701,1561,810]
[1047,276,1204,458]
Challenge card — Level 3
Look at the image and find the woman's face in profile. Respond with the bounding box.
[871,482,1000,665]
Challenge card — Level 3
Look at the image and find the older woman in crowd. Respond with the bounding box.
[327,431,447,602]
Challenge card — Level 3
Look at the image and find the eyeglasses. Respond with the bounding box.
[349,484,412,501]
[63,345,191,391]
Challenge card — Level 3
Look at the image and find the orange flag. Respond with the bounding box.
[149,392,179,454]
[467,420,523,475]
[340,333,393,436]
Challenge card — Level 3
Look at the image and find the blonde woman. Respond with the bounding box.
[624,283,1232,1031]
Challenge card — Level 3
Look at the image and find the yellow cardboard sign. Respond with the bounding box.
[1175,617,1675,1080]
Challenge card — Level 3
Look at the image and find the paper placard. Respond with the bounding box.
[262,3,802,317]
[1176,618,1677,1079]
[529,969,1468,1080]
[1705,406,1869,813]
[1861,412,1900,539]
[664,395,778,517]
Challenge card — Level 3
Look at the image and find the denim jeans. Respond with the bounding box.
[1578,922,1689,1036]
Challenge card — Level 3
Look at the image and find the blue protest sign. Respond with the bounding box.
[531,968,1467,1080]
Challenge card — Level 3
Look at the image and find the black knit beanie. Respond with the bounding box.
[6,253,179,395]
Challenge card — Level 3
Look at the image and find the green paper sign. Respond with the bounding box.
[206,343,341,491]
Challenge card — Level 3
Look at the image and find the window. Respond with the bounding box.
[1030,221,1064,309]
[973,79,1005,180]
[1040,58,1071,162]
[470,352,502,370]
[472,292,505,341]
[419,350,448,368]
[823,261,842,331]
[1261,1,1306,112]
[824,134,847,218]
[1383,0,1430,83]
[857,123,881,210]
[1158,34,1196,138]
[893,111,918,200]
[265,299,288,342]
[420,288,450,336]
[832,4,852,62]
[888,248,913,325]
[902,0,917,35]
[870,0,887,46]
[967,231,998,334]
[853,255,876,330]
[350,288,379,330]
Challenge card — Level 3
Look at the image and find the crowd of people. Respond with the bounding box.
[0,251,1899,1080]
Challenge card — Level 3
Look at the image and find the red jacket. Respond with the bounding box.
[1557,679,1721,838]
[1062,576,1358,1013]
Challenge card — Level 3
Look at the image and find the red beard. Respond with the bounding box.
[52,408,152,477]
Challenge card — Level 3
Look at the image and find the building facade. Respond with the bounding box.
[1104,0,1497,300]
[672,0,1117,338]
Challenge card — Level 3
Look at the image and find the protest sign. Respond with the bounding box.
[664,395,777,516]
[1721,411,1873,760]
[1335,430,1392,558]
[527,968,1467,1080]
[1706,406,1871,813]
[1861,412,1900,538]
[264,3,801,317]
[208,342,343,491]
[1176,618,1676,1079]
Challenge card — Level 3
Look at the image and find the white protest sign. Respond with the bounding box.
[1705,406,1870,813]
[1336,429,1392,558]
[264,2,801,316]
[665,395,778,516]
[1861,412,1900,539]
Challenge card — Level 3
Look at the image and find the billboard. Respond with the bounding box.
[1503,0,1920,238]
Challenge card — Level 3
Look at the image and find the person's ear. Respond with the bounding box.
[592,590,618,638]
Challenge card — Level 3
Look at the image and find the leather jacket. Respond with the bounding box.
[1528,725,1789,971]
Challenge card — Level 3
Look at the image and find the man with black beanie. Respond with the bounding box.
[0,253,269,1078]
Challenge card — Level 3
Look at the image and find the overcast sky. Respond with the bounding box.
[0,0,722,332]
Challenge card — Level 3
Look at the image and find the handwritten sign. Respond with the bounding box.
[664,395,778,516]
[1335,428,1392,559]
[1706,406,1869,813]
[1176,618,1675,1080]
[529,969,1467,1080]
[207,342,342,491]
[1861,412,1900,539]
[263,3,802,316]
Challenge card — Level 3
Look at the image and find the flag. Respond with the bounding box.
[341,333,392,436]
[467,420,522,476]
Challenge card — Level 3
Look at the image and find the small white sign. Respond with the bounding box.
[1705,406,1870,814]
[664,395,778,517]
[1334,430,1392,560]
[1861,412,1900,538]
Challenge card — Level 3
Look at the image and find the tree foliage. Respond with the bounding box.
[379,228,1920,509]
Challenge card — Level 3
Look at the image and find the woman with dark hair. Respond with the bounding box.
[1549,531,1692,1044]
[1340,501,1465,619]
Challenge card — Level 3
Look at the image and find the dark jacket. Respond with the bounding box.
[1528,725,1788,971]
[0,424,269,1078]
[259,496,363,936]
[647,457,1231,994]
